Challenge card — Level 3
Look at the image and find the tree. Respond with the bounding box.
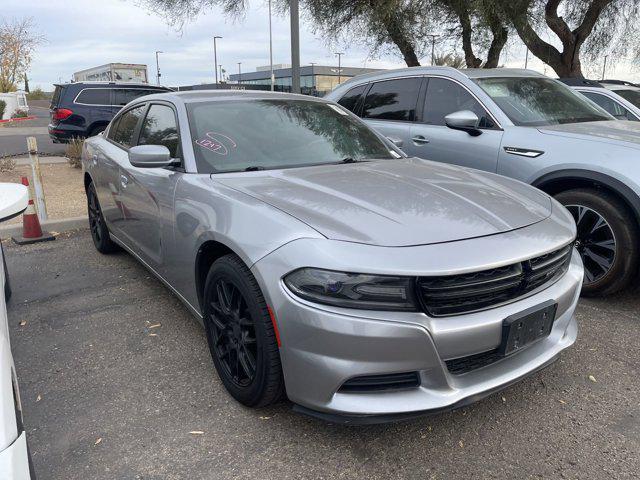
[501,0,639,78]
[0,18,43,93]
[439,0,509,68]
[433,52,466,68]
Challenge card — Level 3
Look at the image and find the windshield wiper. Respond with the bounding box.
[336,157,370,164]
[244,166,265,171]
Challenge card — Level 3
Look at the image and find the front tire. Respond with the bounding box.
[203,254,284,407]
[555,189,638,296]
[86,182,119,254]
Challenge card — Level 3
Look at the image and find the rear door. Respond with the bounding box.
[409,77,503,172]
[117,102,182,272]
[360,77,423,150]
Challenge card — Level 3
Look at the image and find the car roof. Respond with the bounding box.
[55,82,170,89]
[141,89,329,104]
[333,66,548,91]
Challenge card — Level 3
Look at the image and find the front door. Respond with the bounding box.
[407,77,503,173]
[118,103,182,271]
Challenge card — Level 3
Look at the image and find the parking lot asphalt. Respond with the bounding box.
[0,101,66,157]
[4,229,640,479]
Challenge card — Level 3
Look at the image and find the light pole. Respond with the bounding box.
[237,62,242,84]
[213,36,222,84]
[290,0,301,94]
[427,34,437,65]
[155,51,163,85]
[601,55,609,81]
[524,47,529,69]
[334,52,344,84]
[269,0,274,91]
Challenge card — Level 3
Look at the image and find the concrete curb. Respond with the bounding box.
[0,216,88,237]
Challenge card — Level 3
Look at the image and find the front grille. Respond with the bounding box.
[338,372,420,393]
[418,245,572,317]
[445,349,502,375]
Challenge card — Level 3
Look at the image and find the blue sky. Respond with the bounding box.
[3,0,638,90]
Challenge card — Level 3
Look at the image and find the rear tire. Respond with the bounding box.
[555,188,638,296]
[86,182,119,254]
[202,254,284,407]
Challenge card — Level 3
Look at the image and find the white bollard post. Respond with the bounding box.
[27,136,48,222]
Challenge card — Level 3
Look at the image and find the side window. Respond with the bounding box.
[581,91,637,120]
[362,78,422,121]
[424,78,496,128]
[107,105,145,148]
[337,84,367,114]
[75,88,110,105]
[138,104,180,158]
[113,89,159,107]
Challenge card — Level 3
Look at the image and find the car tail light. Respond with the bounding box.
[52,108,73,120]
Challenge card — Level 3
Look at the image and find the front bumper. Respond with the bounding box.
[252,222,582,421]
[0,432,33,479]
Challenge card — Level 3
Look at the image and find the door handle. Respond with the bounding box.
[412,135,430,145]
[120,174,129,188]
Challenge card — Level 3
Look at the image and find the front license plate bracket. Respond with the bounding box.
[499,300,558,357]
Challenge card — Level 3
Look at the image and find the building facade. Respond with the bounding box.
[228,64,382,96]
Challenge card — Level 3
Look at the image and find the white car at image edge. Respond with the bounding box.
[0,183,33,479]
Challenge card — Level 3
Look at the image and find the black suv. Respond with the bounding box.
[49,82,171,143]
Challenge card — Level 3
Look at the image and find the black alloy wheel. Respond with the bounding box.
[203,254,284,407]
[209,278,258,387]
[87,182,119,254]
[565,204,616,284]
[556,189,638,296]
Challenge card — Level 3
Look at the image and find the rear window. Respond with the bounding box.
[362,78,422,121]
[337,84,367,114]
[108,105,146,148]
[75,88,110,105]
[50,86,63,108]
[114,89,163,106]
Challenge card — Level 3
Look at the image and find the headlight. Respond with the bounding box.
[283,268,418,311]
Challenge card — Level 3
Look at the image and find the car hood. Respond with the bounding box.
[214,158,552,246]
[538,120,640,147]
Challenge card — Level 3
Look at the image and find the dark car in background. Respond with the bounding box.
[48,82,171,143]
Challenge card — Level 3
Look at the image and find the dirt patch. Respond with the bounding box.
[0,163,85,224]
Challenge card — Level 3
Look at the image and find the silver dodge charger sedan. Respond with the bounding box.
[82,90,583,423]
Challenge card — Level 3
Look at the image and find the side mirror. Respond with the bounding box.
[128,145,174,168]
[444,110,482,136]
[0,183,28,223]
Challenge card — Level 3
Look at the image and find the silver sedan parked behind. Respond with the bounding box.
[82,91,583,423]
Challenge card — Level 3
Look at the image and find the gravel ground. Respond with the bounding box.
[4,230,640,480]
[0,163,85,224]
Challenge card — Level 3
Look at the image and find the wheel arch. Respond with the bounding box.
[194,239,240,313]
[533,169,640,225]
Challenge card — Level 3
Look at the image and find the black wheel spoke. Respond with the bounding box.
[205,277,258,387]
[566,204,616,285]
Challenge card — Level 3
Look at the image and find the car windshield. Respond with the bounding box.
[474,77,611,126]
[613,89,640,108]
[187,98,396,173]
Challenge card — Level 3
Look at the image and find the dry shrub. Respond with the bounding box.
[0,157,16,172]
[66,137,84,168]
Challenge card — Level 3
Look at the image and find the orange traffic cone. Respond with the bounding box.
[12,177,55,245]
